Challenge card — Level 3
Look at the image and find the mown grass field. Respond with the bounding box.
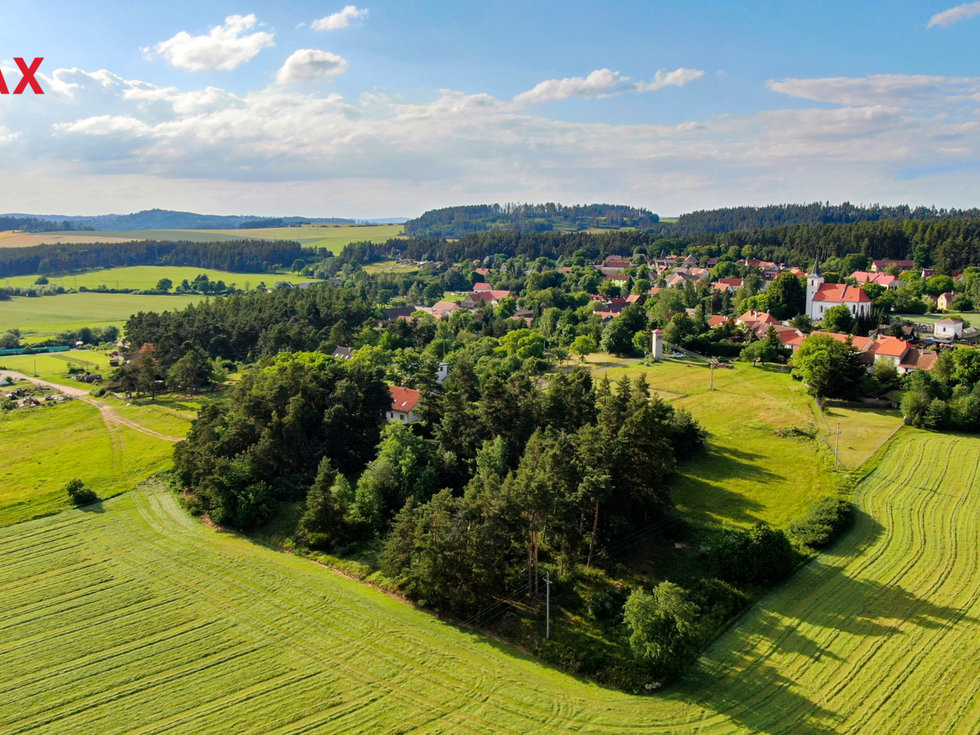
[0,266,316,292]
[0,292,205,336]
[595,358,902,528]
[0,429,977,733]
[0,400,179,527]
[0,350,111,387]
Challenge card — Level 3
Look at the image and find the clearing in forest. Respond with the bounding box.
[0,429,977,733]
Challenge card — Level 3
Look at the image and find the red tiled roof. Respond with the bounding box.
[737,310,780,325]
[813,283,872,303]
[473,282,491,291]
[900,350,937,371]
[872,336,911,358]
[389,386,420,414]
[708,315,728,327]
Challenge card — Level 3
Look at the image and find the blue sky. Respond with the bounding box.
[1,1,979,217]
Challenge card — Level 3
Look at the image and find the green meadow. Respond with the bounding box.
[0,292,206,337]
[0,399,179,526]
[595,357,902,528]
[0,429,977,732]
[0,266,316,292]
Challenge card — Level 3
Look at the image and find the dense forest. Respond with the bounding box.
[403,203,661,237]
[343,217,980,273]
[0,239,310,278]
[672,202,980,236]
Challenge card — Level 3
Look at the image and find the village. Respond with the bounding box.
[354,252,978,421]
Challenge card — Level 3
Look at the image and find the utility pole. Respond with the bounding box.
[709,360,715,390]
[834,423,841,467]
[544,570,551,640]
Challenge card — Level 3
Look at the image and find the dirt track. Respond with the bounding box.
[0,370,182,443]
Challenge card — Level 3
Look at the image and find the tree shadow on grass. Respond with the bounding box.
[672,444,781,526]
[691,651,844,734]
[79,499,105,513]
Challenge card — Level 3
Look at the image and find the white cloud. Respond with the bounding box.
[8,65,980,217]
[276,49,349,85]
[513,67,704,105]
[928,2,980,27]
[767,74,980,106]
[144,14,274,71]
[635,68,706,93]
[312,6,369,31]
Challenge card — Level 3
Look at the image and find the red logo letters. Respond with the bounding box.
[0,58,44,95]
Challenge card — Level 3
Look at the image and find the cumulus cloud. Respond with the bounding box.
[276,49,349,85]
[9,64,980,217]
[928,2,980,27]
[767,74,980,106]
[312,6,369,31]
[513,67,704,105]
[144,14,274,71]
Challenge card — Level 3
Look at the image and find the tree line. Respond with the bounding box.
[0,239,311,278]
[672,202,980,236]
[341,217,980,274]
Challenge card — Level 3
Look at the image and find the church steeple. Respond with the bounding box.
[806,256,825,321]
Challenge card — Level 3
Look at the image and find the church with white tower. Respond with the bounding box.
[806,259,872,322]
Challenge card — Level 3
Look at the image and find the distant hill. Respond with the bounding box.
[0,209,355,231]
[403,203,660,237]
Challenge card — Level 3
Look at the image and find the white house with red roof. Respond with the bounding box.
[388,386,421,423]
[806,260,872,322]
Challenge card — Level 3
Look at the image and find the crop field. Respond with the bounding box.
[0,292,205,336]
[0,399,179,526]
[595,359,898,528]
[0,266,317,292]
[0,232,144,248]
[200,223,403,252]
[0,429,977,733]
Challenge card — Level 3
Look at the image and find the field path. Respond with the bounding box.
[0,370,182,443]
[1,429,979,732]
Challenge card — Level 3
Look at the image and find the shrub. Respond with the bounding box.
[787,498,854,548]
[65,478,98,506]
[90,386,106,397]
[588,588,627,623]
[712,523,798,585]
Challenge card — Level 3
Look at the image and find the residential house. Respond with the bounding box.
[331,346,353,360]
[850,271,900,289]
[736,310,780,328]
[462,290,511,308]
[937,292,957,311]
[388,386,421,423]
[431,301,461,319]
[935,317,965,339]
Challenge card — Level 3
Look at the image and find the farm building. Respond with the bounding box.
[935,318,965,339]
